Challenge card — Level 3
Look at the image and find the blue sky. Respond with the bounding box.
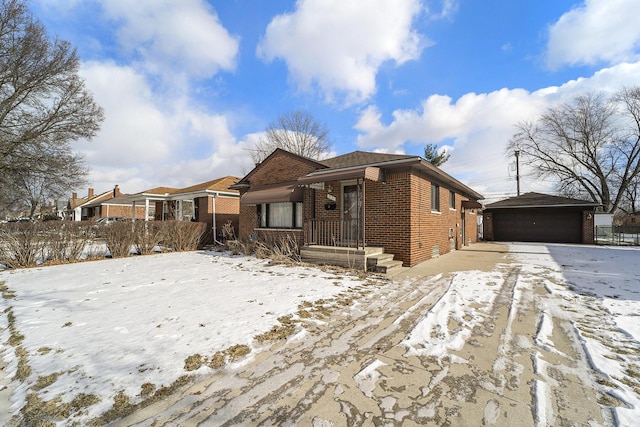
[31,0,640,201]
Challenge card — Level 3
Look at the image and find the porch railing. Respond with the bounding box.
[304,219,364,248]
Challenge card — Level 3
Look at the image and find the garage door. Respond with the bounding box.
[493,210,582,243]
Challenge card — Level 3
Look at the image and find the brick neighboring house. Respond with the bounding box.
[621,211,640,226]
[66,185,123,221]
[231,149,483,270]
[97,176,241,244]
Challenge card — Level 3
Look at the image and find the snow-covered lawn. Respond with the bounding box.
[0,251,371,425]
[1,243,639,425]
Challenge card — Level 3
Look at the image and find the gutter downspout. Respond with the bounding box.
[212,194,223,245]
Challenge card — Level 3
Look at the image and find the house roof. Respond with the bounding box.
[232,148,326,188]
[69,190,116,209]
[485,192,601,209]
[319,151,415,169]
[233,148,484,201]
[316,151,483,200]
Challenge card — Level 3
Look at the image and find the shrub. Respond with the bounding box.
[133,221,164,255]
[104,222,135,258]
[44,222,94,263]
[162,221,206,251]
[0,222,47,268]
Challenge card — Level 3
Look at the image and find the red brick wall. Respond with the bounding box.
[193,196,239,244]
[248,151,319,186]
[306,169,477,267]
[237,150,320,242]
[582,210,595,244]
[99,205,146,219]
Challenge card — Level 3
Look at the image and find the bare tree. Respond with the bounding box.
[424,143,450,167]
[0,0,103,210]
[509,88,640,213]
[251,110,331,164]
[1,151,87,219]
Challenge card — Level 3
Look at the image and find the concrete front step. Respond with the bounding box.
[300,245,403,274]
[372,259,404,274]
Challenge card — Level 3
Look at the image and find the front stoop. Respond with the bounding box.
[300,245,404,275]
[366,253,404,274]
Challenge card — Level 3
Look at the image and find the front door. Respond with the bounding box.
[342,184,362,246]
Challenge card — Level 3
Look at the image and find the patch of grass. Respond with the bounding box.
[91,375,192,426]
[70,393,100,412]
[226,344,250,362]
[37,347,53,355]
[21,392,70,426]
[35,372,62,390]
[208,351,226,369]
[8,329,24,347]
[139,383,156,397]
[298,309,311,318]
[15,346,32,381]
[254,323,296,343]
[184,354,203,371]
[0,282,16,299]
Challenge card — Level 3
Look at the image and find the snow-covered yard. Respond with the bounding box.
[0,251,372,425]
[1,243,639,426]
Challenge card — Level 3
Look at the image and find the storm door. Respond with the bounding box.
[342,183,363,247]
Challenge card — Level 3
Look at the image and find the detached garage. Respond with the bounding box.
[483,192,599,244]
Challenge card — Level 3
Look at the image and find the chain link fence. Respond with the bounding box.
[595,226,640,245]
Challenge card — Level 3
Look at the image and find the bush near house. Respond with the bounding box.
[0,220,208,268]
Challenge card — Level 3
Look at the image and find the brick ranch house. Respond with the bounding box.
[92,176,241,244]
[230,149,483,271]
[66,185,125,221]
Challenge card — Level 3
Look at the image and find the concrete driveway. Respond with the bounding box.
[113,243,610,426]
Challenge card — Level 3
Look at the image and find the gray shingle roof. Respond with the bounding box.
[485,192,600,208]
[320,151,416,168]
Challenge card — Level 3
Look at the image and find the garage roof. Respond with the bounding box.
[485,192,600,209]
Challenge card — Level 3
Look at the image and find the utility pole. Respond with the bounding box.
[514,150,521,196]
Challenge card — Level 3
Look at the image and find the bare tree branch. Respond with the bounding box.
[0,0,103,216]
[508,89,640,213]
[251,110,331,164]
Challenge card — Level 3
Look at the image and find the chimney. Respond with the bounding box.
[113,185,121,197]
[88,187,94,198]
[72,192,78,199]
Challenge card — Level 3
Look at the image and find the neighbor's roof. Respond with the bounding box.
[485,192,601,209]
[143,186,180,195]
[176,176,240,194]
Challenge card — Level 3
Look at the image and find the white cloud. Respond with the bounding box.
[355,62,640,200]
[546,0,640,69]
[99,0,239,78]
[76,61,253,193]
[257,0,426,105]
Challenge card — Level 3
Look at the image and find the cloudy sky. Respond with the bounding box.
[31,0,640,200]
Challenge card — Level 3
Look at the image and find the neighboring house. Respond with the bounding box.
[231,149,483,271]
[66,185,123,221]
[482,192,599,244]
[621,211,640,226]
[96,176,241,244]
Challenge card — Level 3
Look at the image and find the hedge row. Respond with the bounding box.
[0,220,207,269]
